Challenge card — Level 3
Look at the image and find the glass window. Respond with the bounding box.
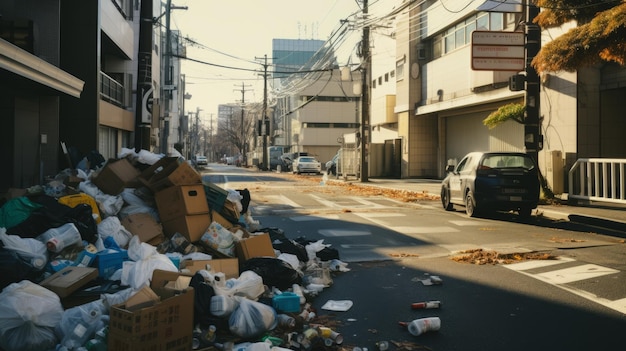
[477,13,488,30]
[490,13,503,30]
[466,22,476,43]
[455,25,465,48]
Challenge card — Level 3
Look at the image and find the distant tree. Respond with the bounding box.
[532,0,626,73]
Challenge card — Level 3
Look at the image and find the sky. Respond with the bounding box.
[169,0,395,128]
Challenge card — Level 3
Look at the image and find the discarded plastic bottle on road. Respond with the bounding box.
[317,326,343,344]
[399,317,441,336]
[376,341,389,351]
[410,300,442,309]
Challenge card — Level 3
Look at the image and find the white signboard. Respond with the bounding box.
[471,31,525,71]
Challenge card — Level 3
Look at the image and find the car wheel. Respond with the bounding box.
[465,190,478,217]
[441,187,454,211]
[518,207,532,219]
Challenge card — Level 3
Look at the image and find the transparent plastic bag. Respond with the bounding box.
[0,280,64,351]
[56,300,108,349]
[228,297,277,339]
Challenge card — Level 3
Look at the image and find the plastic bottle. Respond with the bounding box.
[405,317,441,336]
[276,314,296,329]
[42,223,83,253]
[410,300,442,309]
[292,283,305,304]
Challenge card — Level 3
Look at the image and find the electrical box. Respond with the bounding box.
[509,74,525,91]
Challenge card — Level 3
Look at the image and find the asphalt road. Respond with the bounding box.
[203,164,626,351]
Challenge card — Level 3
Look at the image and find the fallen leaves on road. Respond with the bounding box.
[549,237,586,243]
[451,248,557,265]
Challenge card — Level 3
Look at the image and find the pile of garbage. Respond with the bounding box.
[0,148,350,351]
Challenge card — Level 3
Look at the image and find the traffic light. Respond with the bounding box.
[509,74,525,91]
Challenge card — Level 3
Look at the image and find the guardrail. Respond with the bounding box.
[568,158,626,205]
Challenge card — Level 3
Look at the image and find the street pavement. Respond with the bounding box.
[327,177,626,234]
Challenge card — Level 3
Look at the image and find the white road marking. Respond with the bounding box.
[263,195,301,208]
[449,220,486,226]
[390,226,460,234]
[290,214,340,221]
[505,257,575,271]
[318,229,372,237]
[535,264,619,284]
[505,259,626,315]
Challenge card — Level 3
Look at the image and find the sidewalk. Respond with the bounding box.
[336,177,626,233]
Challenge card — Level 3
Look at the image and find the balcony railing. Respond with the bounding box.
[569,158,626,205]
[100,72,124,107]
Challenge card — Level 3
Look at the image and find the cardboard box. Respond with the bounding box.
[162,213,211,243]
[40,266,98,298]
[180,258,239,279]
[139,157,201,193]
[210,209,234,229]
[155,184,209,222]
[121,213,165,245]
[108,270,194,351]
[235,233,276,263]
[92,158,140,195]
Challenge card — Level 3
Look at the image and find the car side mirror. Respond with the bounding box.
[445,164,455,173]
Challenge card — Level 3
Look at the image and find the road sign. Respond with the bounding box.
[471,31,525,71]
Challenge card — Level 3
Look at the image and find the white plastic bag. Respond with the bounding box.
[95,193,124,217]
[0,228,48,269]
[0,280,64,351]
[121,236,178,289]
[97,216,133,248]
[228,297,277,339]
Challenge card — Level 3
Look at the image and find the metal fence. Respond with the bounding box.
[568,158,626,205]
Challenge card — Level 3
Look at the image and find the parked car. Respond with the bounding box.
[292,156,321,175]
[325,152,340,176]
[440,151,540,218]
[193,155,208,167]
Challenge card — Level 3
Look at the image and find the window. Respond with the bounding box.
[378,77,382,85]
[384,73,389,82]
[372,79,376,88]
[439,12,509,55]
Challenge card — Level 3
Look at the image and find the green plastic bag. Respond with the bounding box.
[0,197,42,229]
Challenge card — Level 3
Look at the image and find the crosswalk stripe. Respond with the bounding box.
[505,259,626,315]
[535,264,619,284]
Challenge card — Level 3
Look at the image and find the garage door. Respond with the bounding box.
[445,112,524,165]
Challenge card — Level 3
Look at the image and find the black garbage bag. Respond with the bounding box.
[240,257,302,290]
[0,247,43,291]
[7,195,98,243]
[236,189,251,214]
[293,236,340,261]
[188,272,229,331]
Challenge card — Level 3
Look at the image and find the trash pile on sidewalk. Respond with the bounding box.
[0,149,351,351]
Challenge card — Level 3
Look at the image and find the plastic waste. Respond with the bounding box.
[410,300,442,309]
[1,228,48,269]
[41,223,83,253]
[402,317,441,336]
[0,280,63,351]
[318,326,343,344]
[58,301,108,349]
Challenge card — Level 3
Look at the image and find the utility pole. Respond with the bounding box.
[524,3,542,164]
[256,54,271,171]
[235,82,252,166]
[360,0,370,182]
[162,0,187,155]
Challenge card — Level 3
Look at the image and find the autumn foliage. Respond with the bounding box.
[532,0,626,73]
